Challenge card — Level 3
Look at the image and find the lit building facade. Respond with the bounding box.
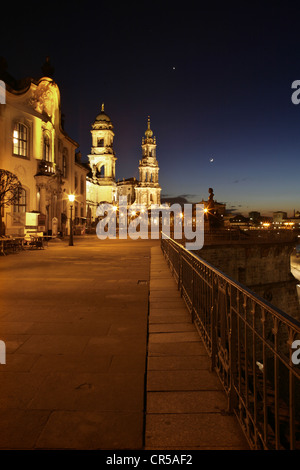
[116,177,137,205]
[87,112,162,222]
[86,105,117,221]
[135,117,161,207]
[0,70,87,236]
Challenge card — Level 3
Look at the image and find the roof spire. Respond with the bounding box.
[101,103,105,112]
[145,115,153,140]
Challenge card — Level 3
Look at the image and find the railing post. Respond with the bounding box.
[227,285,238,413]
[191,256,195,322]
[210,273,217,371]
[178,245,182,295]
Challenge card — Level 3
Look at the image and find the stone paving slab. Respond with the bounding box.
[147,355,210,371]
[145,245,249,450]
[145,414,249,450]
[146,390,228,413]
[35,411,143,450]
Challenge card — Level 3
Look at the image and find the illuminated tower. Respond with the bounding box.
[87,104,117,203]
[135,116,161,206]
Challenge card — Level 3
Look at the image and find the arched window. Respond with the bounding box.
[13,187,27,213]
[43,133,50,161]
[13,123,28,157]
[62,148,68,178]
[63,155,67,178]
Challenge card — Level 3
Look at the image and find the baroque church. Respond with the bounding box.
[86,104,161,224]
[0,57,162,236]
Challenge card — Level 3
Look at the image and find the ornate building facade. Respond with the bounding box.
[135,117,161,206]
[0,65,87,236]
[86,110,161,222]
[86,105,117,221]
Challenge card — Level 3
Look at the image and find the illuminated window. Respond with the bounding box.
[13,187,27,213]
[13,123,28,157]
[43,134,50,161]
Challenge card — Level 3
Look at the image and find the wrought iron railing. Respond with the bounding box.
[161,233,300,450]
[36,160,56,176]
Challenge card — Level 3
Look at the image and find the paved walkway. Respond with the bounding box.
[0,236,153,449]
[0,236,249,450]
[145,246,249,450]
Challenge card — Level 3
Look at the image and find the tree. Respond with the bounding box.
[0,169,22,236]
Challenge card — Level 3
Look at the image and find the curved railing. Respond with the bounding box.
[161,233,300,450]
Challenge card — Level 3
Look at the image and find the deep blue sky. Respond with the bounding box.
[2,1,300,215]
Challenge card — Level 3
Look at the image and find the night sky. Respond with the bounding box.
[2,1,300,216]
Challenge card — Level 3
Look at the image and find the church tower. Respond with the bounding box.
[87,104,117,203]
[135,117,161,206]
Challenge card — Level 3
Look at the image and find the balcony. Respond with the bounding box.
[36,160,56,176]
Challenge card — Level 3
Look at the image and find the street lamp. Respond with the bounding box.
[68,194,75,246]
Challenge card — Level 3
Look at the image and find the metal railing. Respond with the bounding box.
[161,233,300,450]
[36,159,56,176]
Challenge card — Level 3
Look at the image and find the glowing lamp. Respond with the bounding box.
[68,194,75,203]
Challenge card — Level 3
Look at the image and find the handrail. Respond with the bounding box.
[161,233,300,450]
[161,232,300,328]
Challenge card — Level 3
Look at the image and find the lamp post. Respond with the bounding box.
[68,194,75,246]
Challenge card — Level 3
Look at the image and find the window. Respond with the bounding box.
[80,176,84,194]
[97,138,104,147]
[13,187,27,213]
[43,134,50,161]
[75,173,78,189]
[63,154,67,178]
[13,123,28,157]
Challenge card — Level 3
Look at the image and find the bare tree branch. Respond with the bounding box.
[0,169,22,209]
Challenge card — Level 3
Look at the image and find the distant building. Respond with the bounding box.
[134,117,161,206]
[229,215,250,227]
[273,211,287,223]
[86,105,117,221]
[0,62,87,236]
[249,211,261,225]
[86,109,162,223]
[117,177,137,205]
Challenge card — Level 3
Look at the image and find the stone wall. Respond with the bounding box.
[195,242,300,320]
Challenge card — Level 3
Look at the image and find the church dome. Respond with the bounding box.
[94,104,112,125]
